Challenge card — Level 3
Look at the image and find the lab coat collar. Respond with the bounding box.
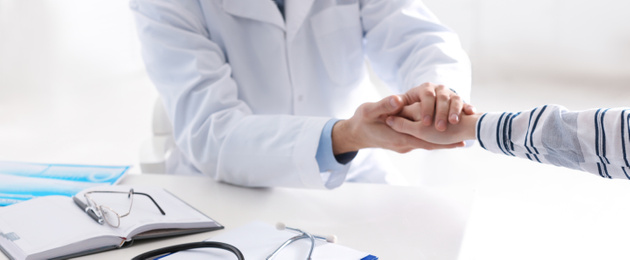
[222,0,315,41]
[222,0,285,30]
[285,0,315,41]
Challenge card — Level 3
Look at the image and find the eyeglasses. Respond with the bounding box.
[80,189,166,228]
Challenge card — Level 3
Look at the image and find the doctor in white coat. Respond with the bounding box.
[130,0,472,189]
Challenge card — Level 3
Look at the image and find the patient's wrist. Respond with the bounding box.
[462,113,482,140]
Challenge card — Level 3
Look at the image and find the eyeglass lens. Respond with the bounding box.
[100,206,121,227]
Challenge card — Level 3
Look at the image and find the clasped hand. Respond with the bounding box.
[332,83,479,155]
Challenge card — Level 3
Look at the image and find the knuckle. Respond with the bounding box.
[420,88,436,98]
[437,92,449,102]
[420,82,433,88]
[357,103,371,114]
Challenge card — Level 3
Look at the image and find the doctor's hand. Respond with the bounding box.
[400,82,475,132]
[331,95,465,155]
[386,103,481,145]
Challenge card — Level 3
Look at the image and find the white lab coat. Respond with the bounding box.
[131,0,471,189]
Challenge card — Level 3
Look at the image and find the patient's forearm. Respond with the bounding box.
[477,105,630,179]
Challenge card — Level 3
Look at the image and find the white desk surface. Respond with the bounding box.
[66,174,473,260]
[3,170,630,259]
[96,173,630,260]
[4,170,630,259]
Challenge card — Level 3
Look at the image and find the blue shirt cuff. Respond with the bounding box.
[316,119,356,172]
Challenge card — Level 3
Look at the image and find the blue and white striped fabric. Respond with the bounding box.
[477,104,630,179]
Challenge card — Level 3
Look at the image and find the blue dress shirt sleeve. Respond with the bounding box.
[316,119,358,174]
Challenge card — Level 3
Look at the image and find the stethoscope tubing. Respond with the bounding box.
[131,241,245,260]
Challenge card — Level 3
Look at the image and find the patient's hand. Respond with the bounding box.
[400,83,476,131]
[386,102,481,145]
[332,95,466,155]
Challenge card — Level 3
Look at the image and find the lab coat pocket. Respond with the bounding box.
[310,4,363,86]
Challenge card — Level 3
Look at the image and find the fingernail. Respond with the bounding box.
[386,117,394,126]
[437,120,446,130]
[390,96,399,109]
[450,113,459,123]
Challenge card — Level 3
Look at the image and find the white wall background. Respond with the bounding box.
[0,0,156,168]
[0,0,628,185]
[426,0,630,81]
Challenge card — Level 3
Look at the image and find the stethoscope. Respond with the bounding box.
[131,241,244,260]
[267,222,337,260]
[132,223,336,260]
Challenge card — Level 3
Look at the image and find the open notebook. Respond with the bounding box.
[0,185,222,260]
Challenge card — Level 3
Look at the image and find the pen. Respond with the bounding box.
[73,195,104,225]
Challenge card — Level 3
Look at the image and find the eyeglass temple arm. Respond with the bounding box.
[133,192,166,215]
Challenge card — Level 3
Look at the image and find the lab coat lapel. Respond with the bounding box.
[285,0,315,42]
[222,0,285,30]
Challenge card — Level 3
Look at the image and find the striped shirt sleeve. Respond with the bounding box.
[477,104,630,179]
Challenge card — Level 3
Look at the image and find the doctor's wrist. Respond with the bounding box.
[331,120,361,155]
